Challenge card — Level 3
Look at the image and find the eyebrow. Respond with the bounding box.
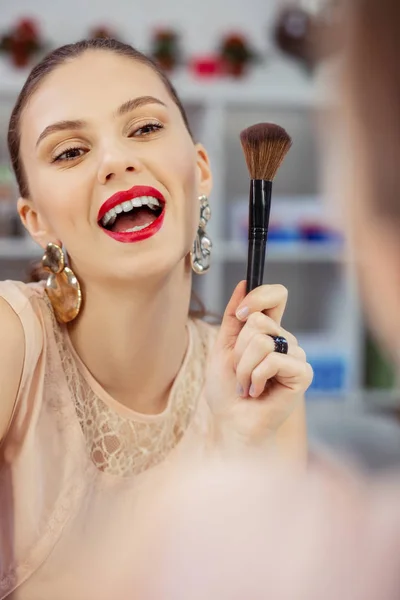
[35,95,167,148]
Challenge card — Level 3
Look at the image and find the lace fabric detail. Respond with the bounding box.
[49,305,215,477]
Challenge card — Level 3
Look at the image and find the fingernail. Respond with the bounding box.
[236,383,244,397]
[249,384,256,397]
[236,306,249,320]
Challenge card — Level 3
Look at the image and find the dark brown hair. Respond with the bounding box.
[7,38,208,319]
[343,0,400,219]
[7,37,193,198]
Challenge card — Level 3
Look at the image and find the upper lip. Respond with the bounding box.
[97,185,166,223]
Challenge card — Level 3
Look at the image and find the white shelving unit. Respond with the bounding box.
[0,55,393,407]
[172,60,364,404]
[214,240,344,263]
[0,237,41,259]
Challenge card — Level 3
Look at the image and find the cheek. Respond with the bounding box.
[164,142,199,234]
[169,143,198,195]
[27,163,88,232]
[25,168,63,230]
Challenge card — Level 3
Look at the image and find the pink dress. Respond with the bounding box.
[0,280,218,600]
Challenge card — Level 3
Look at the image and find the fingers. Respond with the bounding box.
[236,333,274,396]
[234,313,310,397]
[249,353,314,398]
[235,334,308,397]
[216,281,247,351]
[234,311,299,363]
[235,284,288,326]
[217,282,289,355]
[218,281,308,400]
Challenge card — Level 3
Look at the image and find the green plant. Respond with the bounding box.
[220,33,255,64]
[151,29,180,70]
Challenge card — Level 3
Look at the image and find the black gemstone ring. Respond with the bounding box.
[271,335,289,355]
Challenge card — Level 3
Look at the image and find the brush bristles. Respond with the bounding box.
[240,123,292,181]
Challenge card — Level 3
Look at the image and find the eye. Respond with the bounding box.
[52,147,85,163]
[130,122,164,137]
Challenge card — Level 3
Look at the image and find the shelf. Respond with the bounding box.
[0,237,41,259]
[172,65,323,107]
[0,237,345,263]
[0,57,331,109]
[0,236,345,263]
[214,240,345,263]
[363,389,400,411]
[306,389,400,408]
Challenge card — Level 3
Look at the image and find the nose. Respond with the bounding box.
[97,143,142,185]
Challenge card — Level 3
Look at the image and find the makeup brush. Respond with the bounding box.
[240,123,292,294]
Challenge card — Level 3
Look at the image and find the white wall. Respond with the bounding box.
[1,0,282,56]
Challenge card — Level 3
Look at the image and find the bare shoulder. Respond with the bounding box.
[0,297,25,442]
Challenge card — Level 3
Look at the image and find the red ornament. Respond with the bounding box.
[16,19,38,42]
[0,17,44,69]
[190,55,222,77]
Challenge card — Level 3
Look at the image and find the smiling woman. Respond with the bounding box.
[0,38,311,599]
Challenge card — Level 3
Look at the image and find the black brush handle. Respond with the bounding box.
[246,180,272,294]
[246,237,267,293]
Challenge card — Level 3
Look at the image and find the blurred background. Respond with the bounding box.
[1,0,399,463]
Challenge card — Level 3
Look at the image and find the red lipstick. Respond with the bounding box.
[98,185,166,244]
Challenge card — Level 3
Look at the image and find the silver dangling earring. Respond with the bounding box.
[190,195,212,275]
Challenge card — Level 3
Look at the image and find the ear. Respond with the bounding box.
[195,144,213,198]
[17,197,57,249]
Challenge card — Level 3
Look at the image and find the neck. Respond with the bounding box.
[67,261,192,414]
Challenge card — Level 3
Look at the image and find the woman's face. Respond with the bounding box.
[18,50,212,285]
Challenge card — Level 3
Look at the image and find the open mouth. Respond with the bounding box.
[98,187,166,243]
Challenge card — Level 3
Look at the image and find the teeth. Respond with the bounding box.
[147,197,160,208]
[102,207,117,226]
[123,223,151,232]
[122,200,133,212]
[101,196,162,227]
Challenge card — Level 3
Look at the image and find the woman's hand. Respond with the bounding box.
[205,281,313,449]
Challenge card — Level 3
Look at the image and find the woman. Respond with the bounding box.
[142,1,400,598]
[0,38,311,599]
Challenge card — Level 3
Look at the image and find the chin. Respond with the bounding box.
[104,247,190,285]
